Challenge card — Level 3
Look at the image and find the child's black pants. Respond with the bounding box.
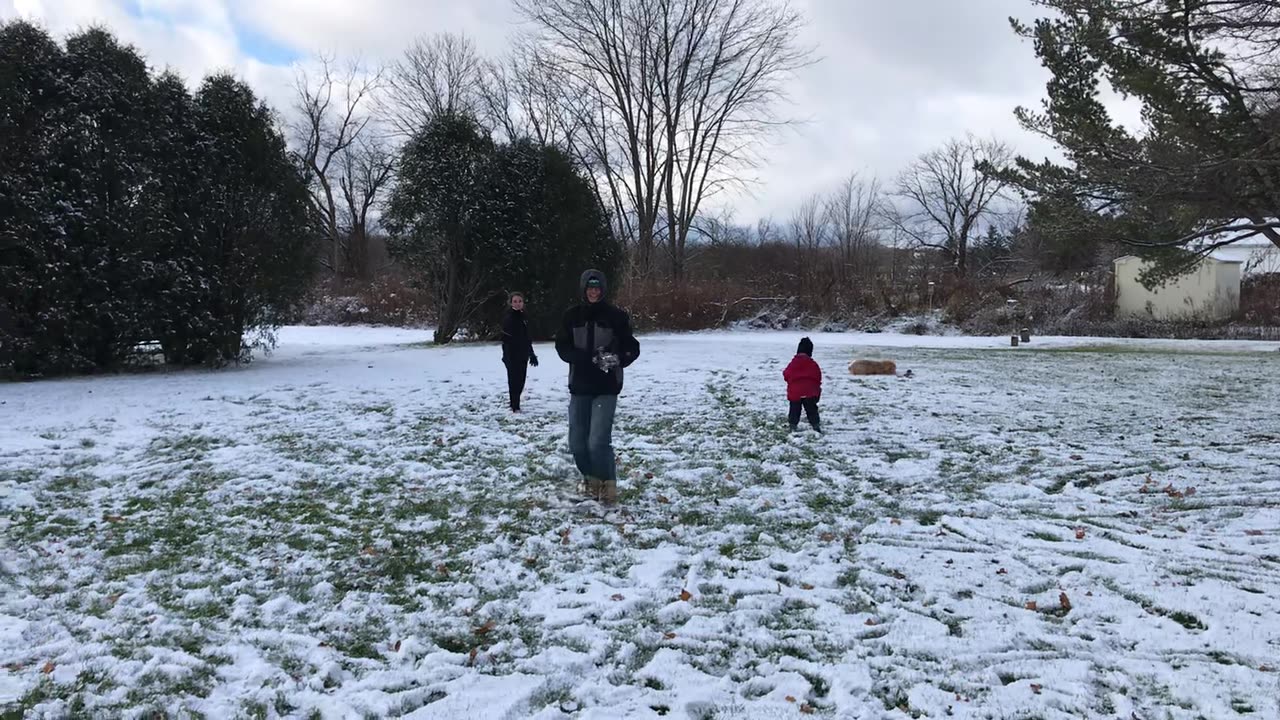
[789,397,819,429]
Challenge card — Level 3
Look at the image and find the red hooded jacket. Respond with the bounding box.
[783,353,822,401]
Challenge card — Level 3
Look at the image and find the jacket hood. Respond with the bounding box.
[580,269,608,301]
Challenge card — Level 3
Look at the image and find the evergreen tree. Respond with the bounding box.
[0,20,69,375]
[384,114,623,344]
[384,112,498,344]
[0,21,315,377]
[481,139,622,338]
[1000,0,1280,284]
[191,74,315,364]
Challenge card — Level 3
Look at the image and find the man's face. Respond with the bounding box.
[510,295,524,311]
[586,286,603,303]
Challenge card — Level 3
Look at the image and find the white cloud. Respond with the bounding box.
[2,0,1138,223]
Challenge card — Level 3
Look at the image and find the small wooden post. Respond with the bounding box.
[1011,335,1020,347]
[1020,327,1031,343]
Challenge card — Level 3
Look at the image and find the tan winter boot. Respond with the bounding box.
[583,476,602,501]
[600,478,618,506]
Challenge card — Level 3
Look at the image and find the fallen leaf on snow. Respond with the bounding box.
[1030,683,1042,694]
[644,472,654,479]
[611,594,625,601]
[104,515,125,523]
[393,640,401,652]
[890,518,902,525]
[864,618,878,626]
[467,648,478,665]
[1245,530,1264,536]
[41,662,55,674]
[1025,601,1038,611]
[1075,528,1086,540]
[560,528,572,545]
[996,568,1008,575]
[679,589,692,602]
[663,632,676,640]
[801,583,815,590]
[473,620,496,636]
[1070,454,1083,461]
[784,696,796,703]
[819,532,836,542]
[800,703,816,714]
[360,546,377,556]
[656,495,670,504]
[1059,592,1072,611]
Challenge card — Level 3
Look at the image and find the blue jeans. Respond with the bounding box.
[568,394,617,482]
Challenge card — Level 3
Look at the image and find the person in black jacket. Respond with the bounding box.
[501,292,538,412]
[554,269,640,505]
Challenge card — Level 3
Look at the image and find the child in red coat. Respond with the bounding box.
[782,337,822,432]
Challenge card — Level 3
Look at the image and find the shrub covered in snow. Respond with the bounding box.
[0,22,314,378]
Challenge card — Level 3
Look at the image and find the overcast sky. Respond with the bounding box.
[2,0,1139,224]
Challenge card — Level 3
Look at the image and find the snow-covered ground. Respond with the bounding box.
[2,326,1279,718]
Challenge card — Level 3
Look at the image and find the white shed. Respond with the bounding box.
[1113,255,1242,321]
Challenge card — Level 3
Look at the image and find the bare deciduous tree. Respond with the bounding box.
[480,38,580,149]
[293,55,382,276]
[825,172,883,285]
[513,0,812,284]
[338,136,396,279]
[382,33,486,138]
[888,134,1014,278]
[790,192,828,298]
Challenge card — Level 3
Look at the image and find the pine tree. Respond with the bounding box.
[1000,0,1280,283]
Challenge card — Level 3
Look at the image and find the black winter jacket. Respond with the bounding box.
[554,301,639,395]
[501,310,535,363]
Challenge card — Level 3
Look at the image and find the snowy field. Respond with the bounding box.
[2,326,1279,719]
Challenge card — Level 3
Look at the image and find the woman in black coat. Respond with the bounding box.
[501,292,538,411]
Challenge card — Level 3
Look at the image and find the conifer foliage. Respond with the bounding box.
[0,21,314,377]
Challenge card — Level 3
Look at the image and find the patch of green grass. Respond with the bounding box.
[835,567,860,588]
[1030,344,1272,358]
[884,448,928,463]
[149,433,228,458]
[916,509,942,526]
[806,493,838,513]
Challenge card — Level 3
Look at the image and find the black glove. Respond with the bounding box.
[529,353,539,367]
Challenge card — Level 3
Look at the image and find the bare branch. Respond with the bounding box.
[381,33,486,138]
[292,54,384,276]
[888,134,1015,277]
[513,0,814,282]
